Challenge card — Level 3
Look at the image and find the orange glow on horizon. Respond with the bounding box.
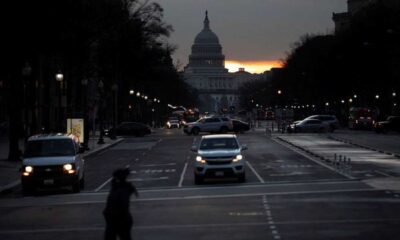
[225,60,282,74]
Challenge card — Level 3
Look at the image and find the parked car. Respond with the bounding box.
[232,119,250,133]
[21,134,85,194]
[183,116,233,135]
[191,134,247,184]
[374,116,400,133]
[304,115,339,132]
[287,119,329,133]
[165,117,180,129]
[105,122,151,138]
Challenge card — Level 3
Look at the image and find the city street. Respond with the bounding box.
[1,128,400,240]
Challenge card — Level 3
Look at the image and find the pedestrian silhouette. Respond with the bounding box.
[104,168,138,240]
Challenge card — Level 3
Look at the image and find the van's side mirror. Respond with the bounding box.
[190,145,198,152]
[241,145,248,151]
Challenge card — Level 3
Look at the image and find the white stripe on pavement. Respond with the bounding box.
[178,162,188,187]
[246,161,265,183]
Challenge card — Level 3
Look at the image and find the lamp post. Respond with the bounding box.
[97,80,105,144]
[81,78,89,149]
[112,84,119,128]
[55,72,64,132]
[22,62,32,137]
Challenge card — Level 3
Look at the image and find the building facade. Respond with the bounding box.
[333,0,376,33]
[183,12,264,113]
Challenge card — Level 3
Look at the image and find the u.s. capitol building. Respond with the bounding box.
[182,12,265,112]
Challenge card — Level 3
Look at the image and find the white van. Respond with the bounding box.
[21,134,85,194]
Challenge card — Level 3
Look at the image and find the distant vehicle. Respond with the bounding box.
[265,111,275,120]
[232,119,250,133]
[374,116,400,133]
[105,122,151,138]
[166,117,180,129]
[21,134,85,194]
[304,115,339,132]
[191,134,247,184]
[183,116,233,135]
[287,119,329,133]
[348,107,377,130]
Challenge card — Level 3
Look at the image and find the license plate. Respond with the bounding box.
[43,179,54,185]
[215,171,224,177]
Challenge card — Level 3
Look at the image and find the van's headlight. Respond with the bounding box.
[22,166,33,176]
[25,166,33,173]
[233,155,243,162]
[63,164,76,174]
[196,156,206,164]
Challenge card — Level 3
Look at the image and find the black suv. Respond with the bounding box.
[374,116,400,133]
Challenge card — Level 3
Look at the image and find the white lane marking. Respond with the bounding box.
[2,188,383,208]
[272,138,355,180]
[5,218,400,234]
[140,163,176,167]
[229,212,264,216]
[94,177,112,192]
[246,161,265,183]
[375,170,395,178]
[129,177,169,182]
[178,162,188,188]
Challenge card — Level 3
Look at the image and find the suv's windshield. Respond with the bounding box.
[199,138,238,150]
[24,139,76,157]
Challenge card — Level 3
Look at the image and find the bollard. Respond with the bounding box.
[338,155,342,169]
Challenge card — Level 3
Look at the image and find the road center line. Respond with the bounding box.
[178,162,188,187]
[94,177,112,192]
[246,161,265,183]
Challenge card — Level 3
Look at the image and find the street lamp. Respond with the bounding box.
[112,84,119,128]
[22,62,33,136]
[129,89,134,95]
[55,71,64,132]
[81,78,89,149]
[97,80,105,144]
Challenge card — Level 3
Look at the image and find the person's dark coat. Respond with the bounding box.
[103,168,138,240]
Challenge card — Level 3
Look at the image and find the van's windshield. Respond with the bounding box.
[24,139,76,158]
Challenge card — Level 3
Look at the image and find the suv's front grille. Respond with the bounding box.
[206,160,232,165]
[33,165,64,177]
[204,156,234,160]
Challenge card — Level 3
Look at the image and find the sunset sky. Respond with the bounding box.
[160,0,347,73]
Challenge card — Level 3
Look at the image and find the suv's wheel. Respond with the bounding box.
[238,173,246,183]
[192,127,200,135]
[72,180,81,193]
[79,175,85,189]
[194,174,203,184]
[220,126,228,133]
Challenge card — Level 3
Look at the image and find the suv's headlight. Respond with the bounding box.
[196,156,206,164]
[233,155,243,162]
[63,164,76,174]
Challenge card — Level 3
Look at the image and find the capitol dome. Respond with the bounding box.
[194,15,220,45]
[187,11,225,69]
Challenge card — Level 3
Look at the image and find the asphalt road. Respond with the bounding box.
[1,129,400,240]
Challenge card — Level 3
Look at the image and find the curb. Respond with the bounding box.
[0,138,124,195]
[82,138,124,158]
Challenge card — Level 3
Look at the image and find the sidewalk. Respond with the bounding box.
[0,136,123,194]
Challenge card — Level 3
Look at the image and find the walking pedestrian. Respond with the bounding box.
[103,168,139,240]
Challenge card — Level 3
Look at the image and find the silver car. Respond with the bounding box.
[191,134,247,184]
[288,119,329,133]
